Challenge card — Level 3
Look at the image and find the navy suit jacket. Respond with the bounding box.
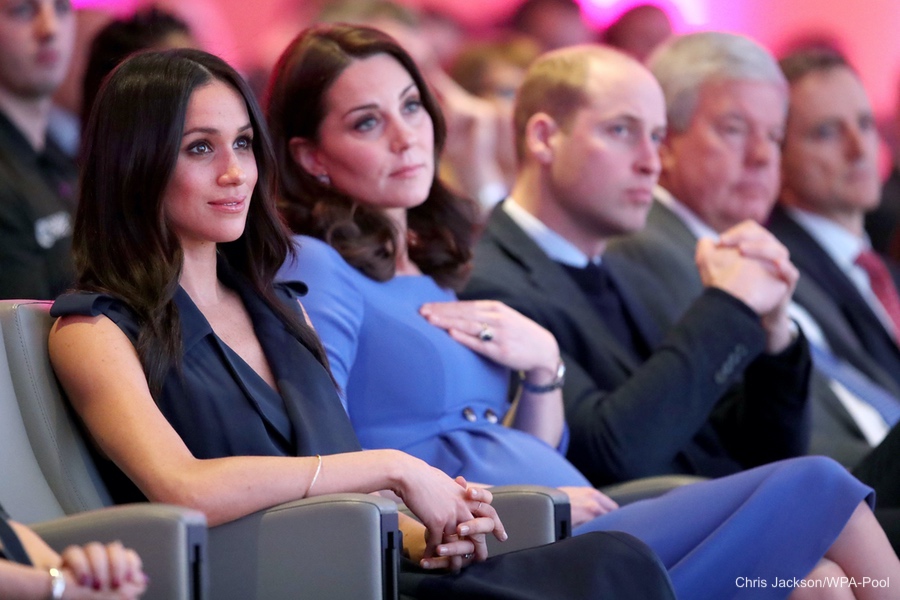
[461,203,810,486]
[610,200,895,467]
[768,204,900,394]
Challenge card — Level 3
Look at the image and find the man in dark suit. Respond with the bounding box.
[607,37,900,472]
[767,51,900,516]
[461,40,811,487]
[0,0,78,300]
[772,50,900,394]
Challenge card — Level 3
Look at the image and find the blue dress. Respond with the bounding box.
[281,235,876,600]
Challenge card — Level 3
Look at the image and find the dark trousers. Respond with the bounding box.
[852,423,900,554]
[401,531,676,599]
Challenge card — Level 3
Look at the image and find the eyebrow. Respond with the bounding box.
[341,82,418,119]
[182,123,253,138]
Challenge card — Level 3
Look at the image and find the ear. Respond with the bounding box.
[658,132,678,175]
[524,112,559,166]
[288,137,326,178]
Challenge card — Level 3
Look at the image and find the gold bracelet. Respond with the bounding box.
[305,454,323,497]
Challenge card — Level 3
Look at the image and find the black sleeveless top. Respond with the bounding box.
[51,263,361,504]
[0,503,30,565]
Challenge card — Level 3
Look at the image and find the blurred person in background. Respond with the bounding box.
[450,35,541,201]
[0,0,78,300]
[80,6,197,134]
[507,0,595,51]
[602,4,673,63]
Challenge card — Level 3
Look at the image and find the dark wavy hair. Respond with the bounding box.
[81,7,193,129]
[75,48,331,397]
[265,23,477,288]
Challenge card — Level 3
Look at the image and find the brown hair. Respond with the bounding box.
[266,23,476,289]
[778,47,853,85]
[514,45,628,161]
[450,35,540,97]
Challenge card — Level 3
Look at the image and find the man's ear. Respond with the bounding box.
[525,113,559,165]
[658,132,678,174]
[288,137,325,178]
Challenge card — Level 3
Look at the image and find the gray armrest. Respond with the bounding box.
[488,485,570,554]
[208,493,399,600]
[32,504,207,600]
[601,475,707,505]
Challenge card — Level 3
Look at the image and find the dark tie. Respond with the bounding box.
[854,249,900,339]
[810,344,900,428]
[559,261,649,361]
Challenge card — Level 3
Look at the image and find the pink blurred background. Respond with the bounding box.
[70,0,900,135]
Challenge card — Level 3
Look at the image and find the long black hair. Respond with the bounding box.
[76,48,331,397]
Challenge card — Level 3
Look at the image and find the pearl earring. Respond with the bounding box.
[317,173,331,185]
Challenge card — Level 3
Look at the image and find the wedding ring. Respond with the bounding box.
[478,324,494,342]
[464,553,473,559]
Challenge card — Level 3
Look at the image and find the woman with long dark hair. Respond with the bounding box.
[47,48,677,599]
[270,23,900,600]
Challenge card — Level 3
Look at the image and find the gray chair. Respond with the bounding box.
[0,304,207,599]
[31,504,207,598]
[602,475,708,506]
[0,299,399,600]
[2,299,694,597]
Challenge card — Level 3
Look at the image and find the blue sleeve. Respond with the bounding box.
[277,236,364,411]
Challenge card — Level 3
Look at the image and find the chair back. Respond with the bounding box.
[0,309,68,522]
[0,300,112,515]
[0,299,208,599]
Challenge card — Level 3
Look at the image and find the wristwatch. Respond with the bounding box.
[520,359,566,394]
[48,567,66,600]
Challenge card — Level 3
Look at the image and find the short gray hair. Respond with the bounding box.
[649,31,786,132]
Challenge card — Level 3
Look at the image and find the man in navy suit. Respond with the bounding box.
[460,40,811,487]
[767,50,900,518]
[771,49,900,395]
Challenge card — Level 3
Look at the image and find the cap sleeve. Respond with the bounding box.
[51,291,141,343]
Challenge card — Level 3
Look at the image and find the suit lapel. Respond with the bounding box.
[769,206,900,389]
[645,200,700,261]
[770,207,897,345]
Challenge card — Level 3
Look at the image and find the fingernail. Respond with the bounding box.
[438,546,448,555]
[470,489,478,498]
[501,531,509,541]
[458,525,470,535]
[421,560,431,569]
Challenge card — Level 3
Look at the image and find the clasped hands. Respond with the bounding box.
[405,476,508,572]
[696,220,799,353]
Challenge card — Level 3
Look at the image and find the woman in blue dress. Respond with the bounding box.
[269,23,900,599]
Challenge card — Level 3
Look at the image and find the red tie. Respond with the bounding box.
[855,249,900,339]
